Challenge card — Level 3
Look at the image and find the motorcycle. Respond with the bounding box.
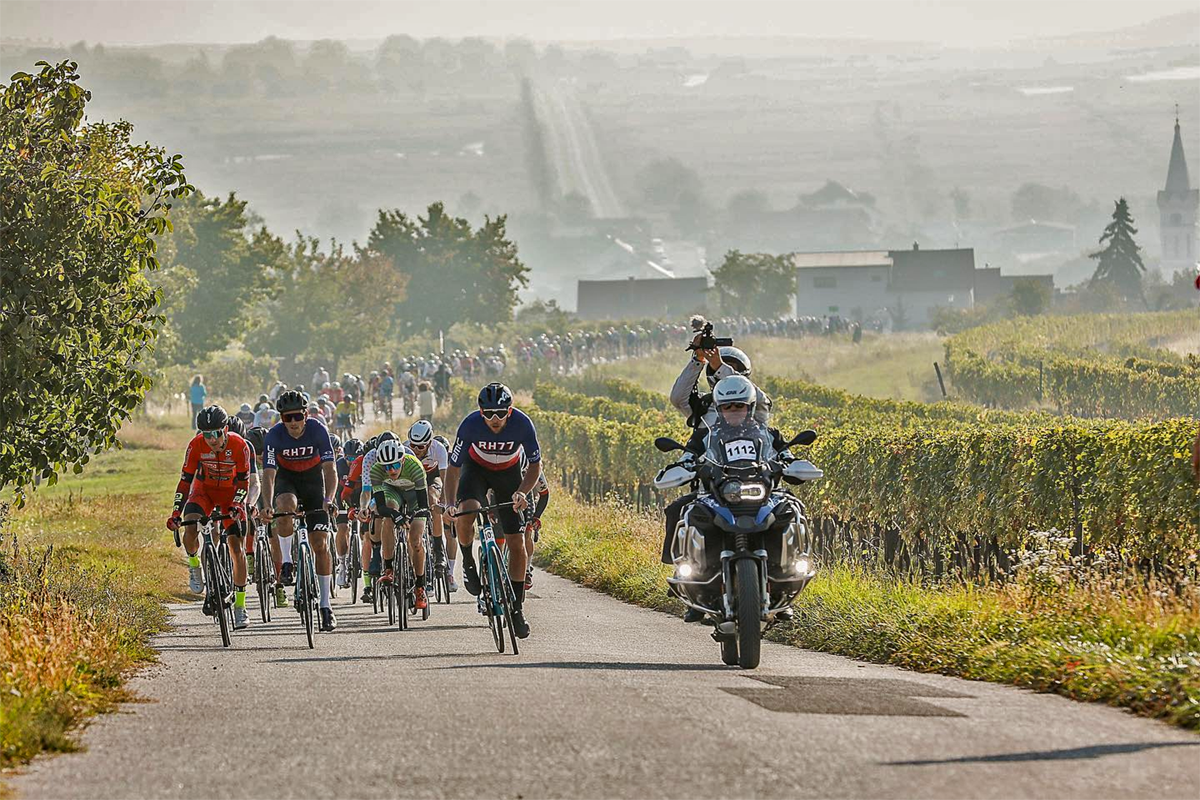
[653,420,823,669]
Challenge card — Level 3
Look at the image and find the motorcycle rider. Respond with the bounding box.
[662,326,772,587]
[665,374,798,623]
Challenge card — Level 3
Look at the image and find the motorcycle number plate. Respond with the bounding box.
[723,439,757,462]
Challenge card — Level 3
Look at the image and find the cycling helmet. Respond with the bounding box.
[705,346,752,388]
[408,419,434,446]
[246,426,268,456]
[329,433,342,450]
[376,440,404,466]
[344,392,355,403]
[343,438,363,459]
[364,436,378,452]
[196,405,229,432]
[239,403,252,414]
[477,382,513,410]
[378,430,397,444]
[226,415,246,437]
[277,390,306,413]
[433,434,450,450]
[322,381,331,390]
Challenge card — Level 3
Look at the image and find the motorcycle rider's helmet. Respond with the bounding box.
[705,346,752,389]
[712,375,756,427]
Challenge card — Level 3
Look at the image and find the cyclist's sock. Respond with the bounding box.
[318,574,332,609]
[510,578,525,608]
[234,586,246,608]
[459,548,477,573]
[431,535,445,557]
[415,572,426,589]
[279,535,294,564]
[186,553,200,568]
[363,574,372,586]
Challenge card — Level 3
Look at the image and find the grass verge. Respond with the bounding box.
[537,491,1200,730]
[0,413,189,774]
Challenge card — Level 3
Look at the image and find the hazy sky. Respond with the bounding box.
[3,0,1198,48]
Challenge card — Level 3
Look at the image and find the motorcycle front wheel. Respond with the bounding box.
[735,558,762,669]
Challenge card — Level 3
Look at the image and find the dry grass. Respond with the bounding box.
[1,414,189,773]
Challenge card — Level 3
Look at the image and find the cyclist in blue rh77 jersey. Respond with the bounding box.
[442,382,543,640]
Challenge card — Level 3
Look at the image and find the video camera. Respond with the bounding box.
[686,322,734,352]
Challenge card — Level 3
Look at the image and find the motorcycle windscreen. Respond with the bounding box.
[702,415,775,467]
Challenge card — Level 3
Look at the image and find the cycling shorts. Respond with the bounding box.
[457,461,523,537]
[184,484,242,534]
[273,466,330,530]
[376,485,430,521]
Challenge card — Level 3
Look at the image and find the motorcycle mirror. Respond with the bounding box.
[654,436,686,453]
[787,429,818,447]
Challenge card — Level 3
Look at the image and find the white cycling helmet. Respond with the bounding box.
[705,346,752,388]
[408,419,434,446]
[713,374,755,407]
[377,440,405,466]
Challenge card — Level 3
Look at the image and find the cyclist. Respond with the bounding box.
[167,405,253,629]
[433,433,459,591]
[370,440,431,612]
[334,437,361,589]
[442,382,542,639]
[379,371,395,420]
[261,390,340,632]
[399,366,417,416]
[335,392,358,440]
[521,470,550,590]
[405,420,450,589]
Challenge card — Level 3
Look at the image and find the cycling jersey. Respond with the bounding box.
[381,375,394,395]
[263,418,334,472]
[409,439,448,477]
[335,400,357,425]
[174,432,252,513]
[368,452,427,493]
[449,409,540,471]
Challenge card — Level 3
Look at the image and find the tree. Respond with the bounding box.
[1010,278,1051,316]
[638,158,704,209]
[1089,198,1147,307]
[154,191,278,365]
[367,202,529,335]
[0,61,192,500]
[710,251,795,317]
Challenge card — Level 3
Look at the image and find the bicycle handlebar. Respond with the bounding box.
[448,501,516,519]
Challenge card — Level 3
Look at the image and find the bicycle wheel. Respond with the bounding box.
[396,545,409,632]
[496,565,521,656]
[298,547,315,649]
[349,528,361,605]
[255,535,271,622]
[482,546,505,653]
[205,544,231,648]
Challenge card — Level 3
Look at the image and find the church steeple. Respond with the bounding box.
[1165,112,1191,193]
[1157,111,1199,270]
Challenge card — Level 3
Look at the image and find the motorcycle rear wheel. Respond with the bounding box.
[735,558,762,669]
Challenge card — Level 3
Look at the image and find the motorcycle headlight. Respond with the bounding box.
[721,480,743,503]
[739,482,767,501]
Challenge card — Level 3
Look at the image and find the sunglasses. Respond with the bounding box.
[720,403,749,410]
[282,412,306,423]
[410,442,429,450]
[480,408,509,420]
[201,429,226,440]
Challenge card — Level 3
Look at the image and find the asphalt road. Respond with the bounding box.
[12,569,1200,800]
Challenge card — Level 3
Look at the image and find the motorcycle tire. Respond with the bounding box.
[735,558,762,669]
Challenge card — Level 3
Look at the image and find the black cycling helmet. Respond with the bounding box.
[377,430,397,444]
[433,434,450,449]
[477,382,513,410]
[196,405,229,432]
[329,433,342,450]
[364,435,378,452]
[226,415,246,437]
[343,438,363,459]
[246,426,268,456]
[277,390,306,413]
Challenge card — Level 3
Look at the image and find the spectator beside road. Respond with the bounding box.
[189,375,207,425]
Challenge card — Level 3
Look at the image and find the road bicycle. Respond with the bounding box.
[174,510,239,648]
[273,509,320,649]
[451,502,520,655]
[252,517,277,622]
[346,511,363,604]
[428,527,451,605]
